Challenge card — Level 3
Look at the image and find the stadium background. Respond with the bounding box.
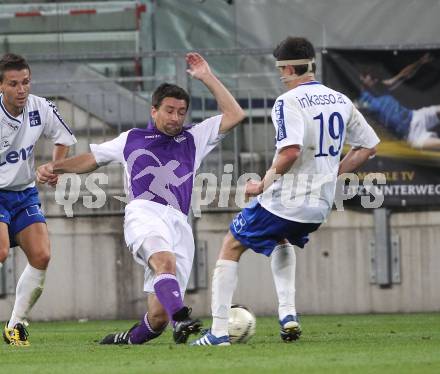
[0,0,439,322]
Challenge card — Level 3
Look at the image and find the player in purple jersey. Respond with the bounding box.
[358,53,440,150]
[37,53,245,345]
[0,53,76,346]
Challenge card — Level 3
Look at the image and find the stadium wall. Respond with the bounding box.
[1,209,439,321]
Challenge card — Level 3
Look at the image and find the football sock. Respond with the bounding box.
[129,313,163,344]
[153,273,185,321]
[270,244,297,321]
[211,259,238,337]
[8,264,46,328]
[427,105,440,130]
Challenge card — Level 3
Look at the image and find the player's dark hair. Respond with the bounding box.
[0,53,30,82]
[360,65,383,80]
[273,36,316,75]
[359,65,388,95]
[152,83,190,110]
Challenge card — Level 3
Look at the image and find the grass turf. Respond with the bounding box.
[1,313,439,374]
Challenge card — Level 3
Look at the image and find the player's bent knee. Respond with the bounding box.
[161,260,175,274]
[30,250,51,269]
[219,232,245,261]
[148,251,176,275]
[153,258,175,275]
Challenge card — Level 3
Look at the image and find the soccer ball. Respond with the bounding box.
[228,304,256,344]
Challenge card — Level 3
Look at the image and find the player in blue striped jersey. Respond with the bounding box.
[0,53,77,346]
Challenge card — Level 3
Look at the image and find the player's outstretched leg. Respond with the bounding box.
[3,321,30,347]
[279,314,302,342]
[191,257,240,347]
[100,313,164,345]
[191,232,244,347]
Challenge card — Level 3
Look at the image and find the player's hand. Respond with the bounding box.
[186,52,212,81]
[36,163,55,185]
[420,53,433,65]
[245,180,264,199]
[48,175,59,188]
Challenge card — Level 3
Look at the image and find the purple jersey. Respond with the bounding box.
[90,115,223,215]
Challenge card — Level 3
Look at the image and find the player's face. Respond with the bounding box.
[152,97,188,136]
[277,65,295,88]
[0,69,31,116]
[278,66,288,83]
[360,74,378,88]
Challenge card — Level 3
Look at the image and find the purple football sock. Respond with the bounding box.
[129,313,163,344]
[153,273,185,321]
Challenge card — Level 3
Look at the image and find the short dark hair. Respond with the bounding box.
[273,37,316,75]
[360,65,383,80]
[0,53,30,82]
[152,83,190,110]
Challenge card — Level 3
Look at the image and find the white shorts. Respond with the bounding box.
[124,200,195,294]
[407,105,440,148]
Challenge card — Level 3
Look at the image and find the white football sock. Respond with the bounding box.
[8,264,46,328]
[271,244,297,321]
[211,259,238,337]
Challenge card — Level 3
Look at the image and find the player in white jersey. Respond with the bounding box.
[192,37,380,346]
[37,53,245,345]
[0,53,77,346]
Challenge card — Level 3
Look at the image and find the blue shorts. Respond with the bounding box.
[0,187,46,247]
[229,200,321,257]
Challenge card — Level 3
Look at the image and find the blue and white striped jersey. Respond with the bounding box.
[0,94,77,191]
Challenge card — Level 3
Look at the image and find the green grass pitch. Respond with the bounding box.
[1,313,439,374]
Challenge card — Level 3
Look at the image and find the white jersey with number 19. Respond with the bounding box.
[258,81,380,223]
[0,94,77,191]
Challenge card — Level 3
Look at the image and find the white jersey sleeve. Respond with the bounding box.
[272,98,305,150]
[42,100,77,146]
[345,106,380,148]
[90,131,129,166]
[187,114,224,169]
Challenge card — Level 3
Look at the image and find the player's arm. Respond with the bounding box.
[246,145,301,197]
[339,105,380,175]
[53,143,69,161]
[38,131,127,184]
[36,144,71,186]
[39,99,78,186]
[186,52,245,134]
[383,53,432,90]
[338,146,376,175]
[246,98,304,196]
[52,152,98,174]
[37,153,99,184]
[45,144,70,186]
